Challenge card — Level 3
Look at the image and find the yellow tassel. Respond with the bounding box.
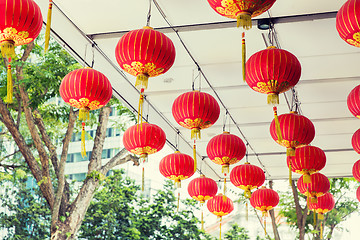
[268,93,279,105]
[286,148,295,156]
[135,74,149,90]
[311,195,318,204]
[303,173,311,183]
[320,220,323,239]
[219,217,222,240]
[263,213,267,236]
[81,122,86,158]
[313,211,317,226]
[223,178,227,196]
[142,166,145,192]
[137,91,144,126]
[193,143,197,172]
[44,0,53,52]
[244,189,252,199]
[6,63,13,104]
[237,12,252,29]
[246,201,249,221]
[79,108,90,121]
[191,128,201,140]
[289,161,292,186]
[318,213,324,220]
[201,210,204,230]
[273,107,283,142]
[177,192,180,212]
[242,32,246,82]
[222,164,229,174]
[1,41,16,58]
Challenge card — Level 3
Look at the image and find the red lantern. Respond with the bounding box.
[352,160,360,182]
[0,0,43,103]
[288,146,326,183]
[207,194,234,239]
[270,112,315,156]
[60,68,113,156]
[347,85,360,118]
[159,151,195,188]
[246,47,301,105]
[297,173,330,203]
[230,163,265,198]
[206,0,276,29]
[207,132,246,174]
[172,91,220,170]
[188,175,218,203]
[336,0,360,48]
[352,129,360,154]
[309,193,335,218]
[357,186,360,202]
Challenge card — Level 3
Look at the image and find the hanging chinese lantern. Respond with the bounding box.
[250,187,279,235]
[115,27,176,123]
[172,91,220,171]
[352,160,360,182]
[352,129,360,154]
[246,47,301,105]
[207,132,246,174]
[123,122,166,190]
[269,111,315,156]
[0,0,43,103]
[60,68,113,156]
[288,146,326,184]
[206,0,276,29]
[230,163,265,198]
[297,173,330,203]
[357,186,360,202]
[309,192,335,239]
[159,151,195,188]
[347,85,360,118]
[188,175,218,230]
[207,194,234,240]
[336,0,360,48]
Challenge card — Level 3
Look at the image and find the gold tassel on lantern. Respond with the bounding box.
[219,217,223,240]
[81,122,86,157]
[135,74,149,90]
[273,107,283,142]
[201,209,204,230]
[1,41,16,104]
[268,93,279,105]
[237,12,252,29]
[311,195,318,204]
[242,32,246,82]
[193,142,197,172]
[191,128,201,139]
[177,192,180,212]
[6,63,13,104]
[289,161,293,186]
[286,147,295,156]
[262,211,268,236]
[44,0,53,52]
[137,89,144,127]
[313,211,317,226]
[141,154,147,191]
[222,164,230,174]
[303,172,311,183]
[79,108,90,121]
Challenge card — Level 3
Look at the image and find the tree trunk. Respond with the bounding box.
[269,181,281,240]
[290,180,308,240]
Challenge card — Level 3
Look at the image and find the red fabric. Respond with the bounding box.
[207,0,276,19]
[351,129,360,154]
[309,193,335,214]
[207,194,234,217]
[172,91,220,130]
[269,112,315,148]
[188,175,218,202]
[245,47,301,96]
[297,173,330,197]
[230,163,265,190]
[250,187,279,212]
[347,85,360,118]
[352,160,360,182]
[123,123,166,156]
[59,68,113,110]
[159,152,195,181]
[357,186,360,202]
[288,146,326,175]
[0,0,43,46]
[207,132,246,167]
[115,27,176,78]
[336,0,360,48]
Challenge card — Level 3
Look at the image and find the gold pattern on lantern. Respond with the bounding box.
[192,195,214,202]
[166,175,190,181]
[212,156,239,165]
[252,80,290,94]
[0,28,32,45]
[68,98,103,110]
[179,118,213,130]
[275,139,301,148]
[130,146,158,155]
[123,62,164,78]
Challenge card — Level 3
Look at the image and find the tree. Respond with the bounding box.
[224,223,250,240]
[279,178,359,240]
[0,37,138,239]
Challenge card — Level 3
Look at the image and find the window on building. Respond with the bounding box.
[69,173,86,181]
[115,128,121,136]
[101,149,112,159]
[66,154,74,163]
[106,128,113,138]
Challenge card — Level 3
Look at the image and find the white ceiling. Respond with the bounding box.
[33,0,360,181]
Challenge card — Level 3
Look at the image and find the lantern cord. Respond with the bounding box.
[142,166,145,191]
[81,122,86,158]
[288,161,292,186]
[219,217,222,240]
[273,106,283,142]
[313,211,317,226]
[246,201,249,221]
[44,0,53,52]
[137,89,145,127]
[193,140,197,172]
[6,59,13,104]
[177,191,180,212]
[201,209,204,231]
[223,177,227,195]
[146,0,152,27]
[320,220,323,239]
[242,32,246,82]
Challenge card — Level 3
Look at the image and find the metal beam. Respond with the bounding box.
[89,11,337,40]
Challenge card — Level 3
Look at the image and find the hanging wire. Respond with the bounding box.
[192,68,201,91]
[222,111,229,132]
[245,143,249,163]
[145,95,149,122]
[198,67,202,91]
[146,0,152,26]
[83,43,89,67]
[91,43,95,68]
[175,130,180,151]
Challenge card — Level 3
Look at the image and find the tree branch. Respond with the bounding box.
[269,180,281,240]
[290,179,307,240]
[51,107,76,230]
[100,148,139,175]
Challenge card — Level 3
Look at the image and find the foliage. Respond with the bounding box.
[224,223,250,240]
